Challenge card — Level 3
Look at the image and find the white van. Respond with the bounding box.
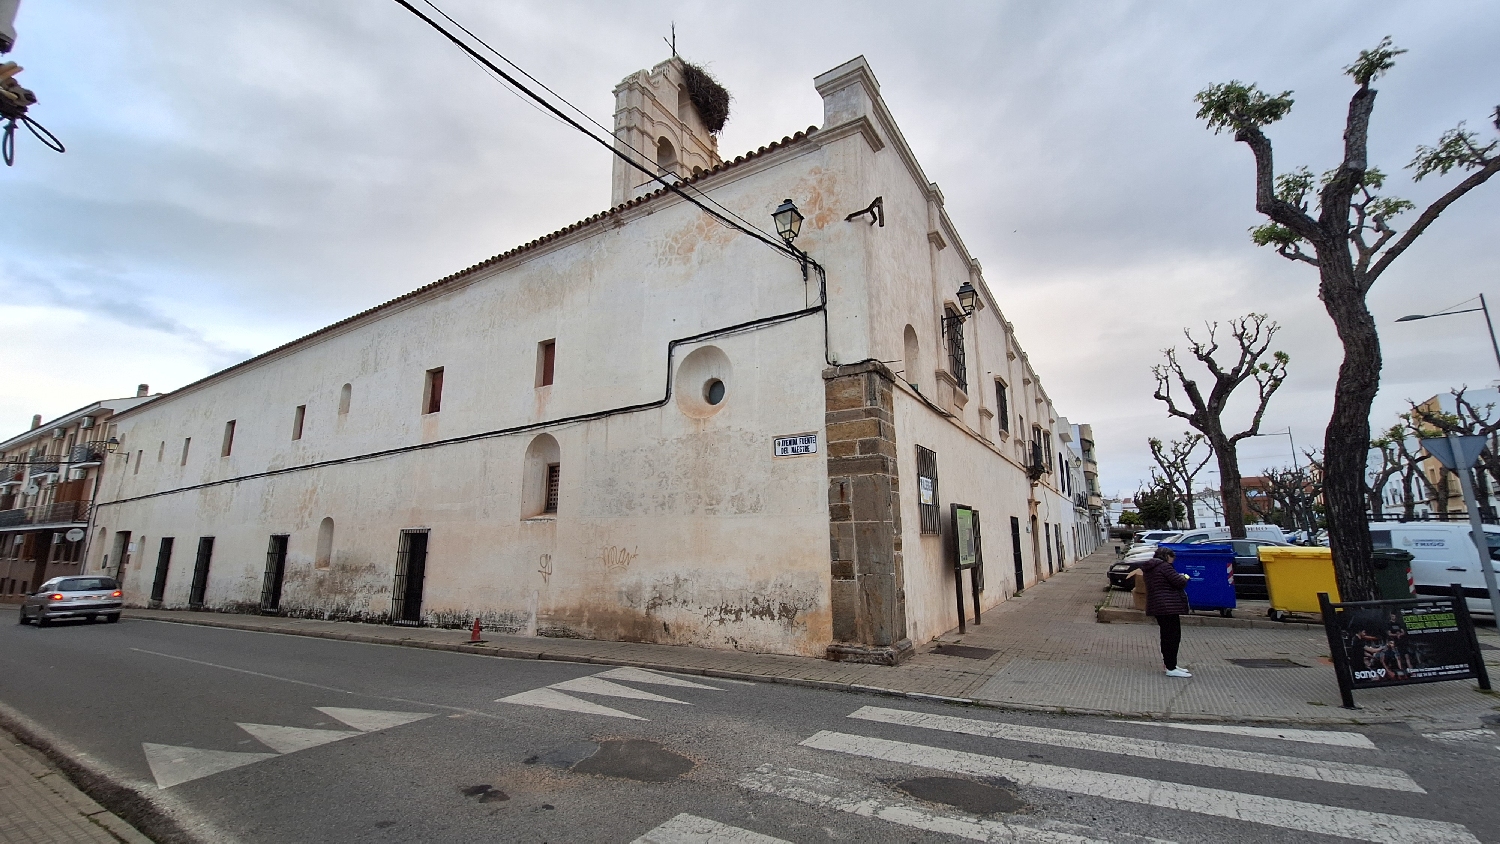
[1370,522,1500,615]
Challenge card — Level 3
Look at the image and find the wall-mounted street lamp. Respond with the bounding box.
[772,199,803,245]
[87,437,120,455]
[956,281,979,319]
[1396,293,1500,377]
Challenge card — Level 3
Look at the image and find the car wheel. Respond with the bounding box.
[17,607,29,625]
[105,614,120,624]
[36,614,51,628]
[86,614,97,623]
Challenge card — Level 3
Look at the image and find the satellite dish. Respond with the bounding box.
[64,528,84,542]
[22,484,38,496]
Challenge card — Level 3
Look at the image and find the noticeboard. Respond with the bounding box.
[1319,586,1491,708]
[953,505,978,570]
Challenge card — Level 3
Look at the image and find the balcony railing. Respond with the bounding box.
[26,462,59,476]
[0,500,91,528]
[69,445,103,464]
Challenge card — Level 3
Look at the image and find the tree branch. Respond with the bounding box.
[1366,157,1500,286]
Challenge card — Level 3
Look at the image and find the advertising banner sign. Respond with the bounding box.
[1319,586,1491,708]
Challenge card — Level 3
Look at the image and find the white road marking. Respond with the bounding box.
[237,723,359,754]
[631,812,788,843]
[1113,720,1377,749]
[550,676,693,704]
[597,666,726,690]
[739,764,1169,844]
[143,743,277,789]
[1421,728,1496,744]
[315,707,434,732]
[801,731,1478,844]
[854,706,1419,792]
[497,687,646,720]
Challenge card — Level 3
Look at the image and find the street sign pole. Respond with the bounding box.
[1448,432,1500,621]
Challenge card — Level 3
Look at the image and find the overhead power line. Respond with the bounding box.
[391,0,801,265]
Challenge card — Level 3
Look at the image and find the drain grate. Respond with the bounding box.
[933,644,999,660]
[1228,658,1307,669]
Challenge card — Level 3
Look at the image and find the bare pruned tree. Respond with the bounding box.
[1249,464,1324,533]
[1149,433,1213,528]
[1409,388,1500,518]
[1153,313,1290,539]
[1195,37,1500,600]
[1367,425,1404,518]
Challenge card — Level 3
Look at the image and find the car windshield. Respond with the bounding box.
[1479,531,1500,560]
[56,577,117,592]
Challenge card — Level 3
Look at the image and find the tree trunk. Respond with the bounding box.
[1319,262,1380,601]
[1212,432,1247,539]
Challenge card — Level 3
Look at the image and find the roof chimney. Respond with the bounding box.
[30,414,41,430]
[136,384,149,397]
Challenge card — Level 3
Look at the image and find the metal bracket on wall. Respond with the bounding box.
[845,196,883,227]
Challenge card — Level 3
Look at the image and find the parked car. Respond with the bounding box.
[1109,527,1288,590]
[17,576,122,626]
[1370,522,1500,616]
[1228,538,1290,600]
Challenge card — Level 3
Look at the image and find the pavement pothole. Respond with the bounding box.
[524,740,600,769]
[570,738,694,782]
[459,784,510,803]
[895,776,1024,814]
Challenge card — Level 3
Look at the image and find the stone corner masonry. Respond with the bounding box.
[823,361,913,665]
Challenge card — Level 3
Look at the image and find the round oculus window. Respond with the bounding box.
[704,378,726,405]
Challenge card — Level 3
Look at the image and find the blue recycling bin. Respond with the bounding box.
[1160,542,1237,617]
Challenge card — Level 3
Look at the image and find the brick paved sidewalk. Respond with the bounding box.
[124,549,1500,726]
[0,727,149,844]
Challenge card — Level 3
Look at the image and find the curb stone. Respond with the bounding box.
[125,610,1478,726]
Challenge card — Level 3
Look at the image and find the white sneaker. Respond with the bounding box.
[1164,667,1193,678]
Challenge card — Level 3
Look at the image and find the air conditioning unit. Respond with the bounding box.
[51,428,64,439]
[80,416,95,430]
[69,467,87,481]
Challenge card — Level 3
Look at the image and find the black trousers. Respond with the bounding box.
[1155,614,1182,670]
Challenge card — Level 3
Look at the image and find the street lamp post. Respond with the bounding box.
[1250,428,1316,538]
[1396,293,1500,378]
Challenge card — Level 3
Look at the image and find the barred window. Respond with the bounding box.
[916,445,939,535]
[544,463,561,514]
[942,309,967,392]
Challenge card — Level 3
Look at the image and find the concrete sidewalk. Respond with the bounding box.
[123,548,1500,726]
[0,726,149,844]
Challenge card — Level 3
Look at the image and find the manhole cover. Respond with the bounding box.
[571,739,693,782]
[896,776,1023,814]
[1228,658,1307,669]
[933,644,999,660]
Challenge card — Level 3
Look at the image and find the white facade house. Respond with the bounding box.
[88,57,1089,663]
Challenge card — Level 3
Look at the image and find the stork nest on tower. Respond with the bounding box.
[681,61,730,134]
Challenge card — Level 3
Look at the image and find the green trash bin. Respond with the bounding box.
[1370,548,1415,600]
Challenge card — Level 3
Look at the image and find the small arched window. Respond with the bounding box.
[902,325,920,389]
[316,517,334,569]
[522,434,561,519]
[656,137,677,174]
[338,383,352,415]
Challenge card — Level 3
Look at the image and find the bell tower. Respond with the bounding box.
[611,57,724,207]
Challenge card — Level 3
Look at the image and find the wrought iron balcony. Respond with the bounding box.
[0,500,90,527]
[69,444,103,464]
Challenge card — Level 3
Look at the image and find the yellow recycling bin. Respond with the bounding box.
[1258,546,1341,620]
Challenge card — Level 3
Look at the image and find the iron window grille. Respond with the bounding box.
[260,534,289,614]
[544,463,561,514]
[995,381,1009,433]
[942,311,967,393]
[188,536,214,609]
[916,445,940,534]
[149,537,173,605]
[391,529,429,626]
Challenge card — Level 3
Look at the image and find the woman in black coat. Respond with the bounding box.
[1135,547,1192,677]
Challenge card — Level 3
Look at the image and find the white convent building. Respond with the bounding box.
[89,56,1095,664]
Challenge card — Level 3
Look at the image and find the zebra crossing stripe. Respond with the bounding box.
[631,813,789,843]
[1112,721,1377,749]
[801,731,1478,844]
[851,706,1420,792]
[738,764,1165,844]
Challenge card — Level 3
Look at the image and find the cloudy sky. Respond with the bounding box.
[3,1,1497,494]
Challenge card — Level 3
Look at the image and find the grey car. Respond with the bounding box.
[17,576,122,626]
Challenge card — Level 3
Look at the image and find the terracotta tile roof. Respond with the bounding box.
[118,127,820,416]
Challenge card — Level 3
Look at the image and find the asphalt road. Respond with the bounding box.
[2,615,1498,844]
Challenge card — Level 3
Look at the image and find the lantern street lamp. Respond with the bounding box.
[1396,293,1500,378]
[772,198,803,244]
[956,281,979,319]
